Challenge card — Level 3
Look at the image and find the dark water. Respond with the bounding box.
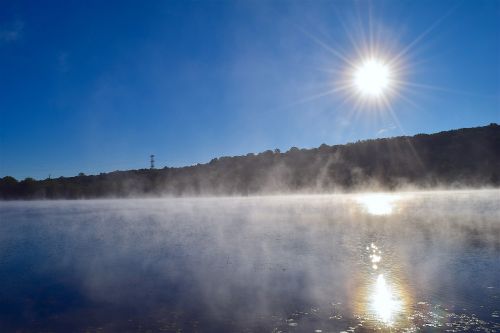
[0,190,499,332]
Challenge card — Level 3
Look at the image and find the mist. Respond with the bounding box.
[0,189,498,332]
[1,124,499,200]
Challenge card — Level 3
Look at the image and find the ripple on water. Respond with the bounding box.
[270,301,500,332]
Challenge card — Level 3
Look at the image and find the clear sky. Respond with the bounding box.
[1,0,499,180]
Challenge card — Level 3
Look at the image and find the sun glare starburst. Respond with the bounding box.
[354,59,392,97]
[285,4,462,131]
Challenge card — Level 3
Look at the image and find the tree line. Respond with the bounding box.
[1,124,499,199]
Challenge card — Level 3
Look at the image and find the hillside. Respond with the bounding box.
[1,123,499,199]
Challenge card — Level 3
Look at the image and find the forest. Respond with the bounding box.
[1,123,499,199]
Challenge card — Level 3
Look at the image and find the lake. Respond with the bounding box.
[0,190,499,332]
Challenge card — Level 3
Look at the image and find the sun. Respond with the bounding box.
[354,59,392,97]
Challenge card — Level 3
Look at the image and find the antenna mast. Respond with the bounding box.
[150,154,155,169]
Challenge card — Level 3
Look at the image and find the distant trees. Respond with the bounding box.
[0,124,499,199]
[0,176,18,197]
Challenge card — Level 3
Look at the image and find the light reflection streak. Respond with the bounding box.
[371,274,402,325]
[354,242,411,329]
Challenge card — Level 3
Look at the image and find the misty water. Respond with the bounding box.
[0,190,499,332]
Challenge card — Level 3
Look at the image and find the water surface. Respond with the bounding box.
[0,190,499,332]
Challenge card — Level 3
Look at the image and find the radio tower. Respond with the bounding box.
[150,154,155,169]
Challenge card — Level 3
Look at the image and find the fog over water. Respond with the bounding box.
[0,190,499,332]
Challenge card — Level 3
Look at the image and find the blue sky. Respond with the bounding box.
[1,0,499,180]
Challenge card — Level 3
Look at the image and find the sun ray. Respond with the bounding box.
[274,85,351,112]
[298,26,357,67]
[395,80,494,98]
[392,3,461,64]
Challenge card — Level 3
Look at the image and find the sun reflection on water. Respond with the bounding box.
[369,243,382,270]
[356,242,410,329]
[371,274,402,325]
[355,193,401,215]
